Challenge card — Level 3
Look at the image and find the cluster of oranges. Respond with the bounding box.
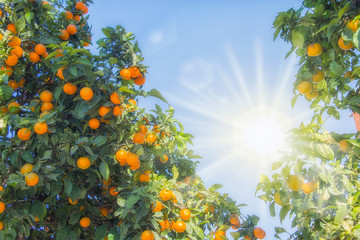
[120,66,146,86]
[20,163,39,187]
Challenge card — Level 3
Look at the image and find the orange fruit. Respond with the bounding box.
[40,90,53,102]
[274,191,289,206]
[98,106,111,117]
[73,15,80,22]
[146,134,156,144]
[35,44,46,56]
[0,221,4,230]
[19,78,26,87]
[82,5,89,14]
[141,230,154,240]
[138,125,148,135]
[75,1,86,11]
[89,118,100,129]
[133,132,145,144]
[1,107,8,114]
[160,154,168,163]
[10,46,23,58]
[63,82,77,95]
[134,76,146,86]
[297,81,312,95]
[83,41,90,47]
[129,161,140,170]
[346,19,359,32]
[80,87,94,101]
[159,189,172,201]
[79,217,90,228]
[129,66,142,78]
[21,163,33,175]
[5,54,18,66]
[0,202,5,213]
[99,208,109,217]
[339,139,348,151]
[158,219,170,231]
[8,80,19,90]
[287,175,303,191]
[173,221,186,233]
[34,122,48,134]
[18,128,31,141]
[116,150,128,165]
[69,198,78,205]
[57,67,66,80]
[25,172,39,186]
[302,181,316,194]
[77,157,91,169]
[8,36,21,47]
[253,227,266,239]
[41,102,53,112]
[65,11,73,19]
[1,65,13,76]
[126,153,139,166]
[54,49,64,57]
[306,43,322,56]
[305,90,318,99]
[338,37,353,50]
[151,201,162,212]
[30,100,40,111]
[312,70,325,83]
[120,68,131,80]
[110,92,122,104]
[180,209,191,221]
[7,23,17,34]
[58,29,70,41]
[113,105,123,116]
[66,24,77,35]
[215,230,226,240]
[109,187,119,196]
[8,101,20,113]
[229,214,240,226]
[139,173,150,182]
[29,52,40,63]
[102,177,111,186]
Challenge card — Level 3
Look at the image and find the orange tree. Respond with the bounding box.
[257,0,360,239]
[0,0,263,239]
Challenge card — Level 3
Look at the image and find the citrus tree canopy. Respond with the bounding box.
[0,0,262,239]
[257,0,360,239]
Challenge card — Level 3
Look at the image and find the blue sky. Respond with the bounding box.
[88,1,355,238]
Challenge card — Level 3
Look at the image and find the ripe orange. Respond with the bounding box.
[302,181,316,194]
[138,125,148,135]
[65,11,73,19]
[18,128,31,141]
[7,23,17,34]
[306,43,322,56]
[63,82,77,95]
[120,68,131,80]
[34,122,48,134]
[159,189,172,201]
[54,49,64,57]
[1,107,8,114]
[8,101,20,113]
[287,175,303,191]
[141,230,154,240]
[297,81,312,95]
[75,1,86,11]
[139,173,150,182]
[146,133,157,143]
[133,132,145,144]
[41,102,54,112]
[305,90,318,99]
[1,65,13,76]
[339,139,348,151]
[10,46,23,58]
[82,5,89,14]
[99,208,109,217]
[160,154,168,163]
[8,36,21,47]
[66,24,77,35]
[134,76,146,86]
[19,78,26,87]
[171,193,177,203]
[80,87,94,101]
[0,202,5,214]
[83,41,90,47]
[126,153,139,166]
[5,54,18,66]
[229,214,240,226]
[151,201,162,212]
[338,37,353,50]
[116,149,128,165]
[129,161,140,170]
[8,80,19,90]
[173,221,186,233]
[69,198,78,205]
[110,92,122,104]
[312,70,325,83]
[21,163,33,175]
[180,209,191,221]
[77,157,91,169]
[253,227,266,239]
[58,29,70,41]
[25,172,39,186]
[0,221,3,230]
[158,219,170,231]
[40,90,53,102]
[215,230,226,240]
[129,66,142,78]
[89,118,100,129]
[29,52,40,63]
[73,15,80,22]
[57,67,66,80]
[34,44,46,56]
[79,217,90,228]
[113,105,123,116]
[98,106,111,117]
[109,187,119,196]
[346,19,359,32]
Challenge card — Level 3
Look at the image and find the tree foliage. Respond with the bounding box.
[0,0,261,239]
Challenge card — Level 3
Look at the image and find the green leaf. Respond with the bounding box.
[15,16,26,32]
[292,30,305,49]
[25,12,34,23]
[315,143,334,160]
[275,227,287,234]
[338,2,351,19]
[95,224,108,240]
[330,61,343,76]
[108,57,118,65]
[354,28,360,49]
[147,89,168,104]
[68,212,81,225]
[99,161,109,180]
[31,201,47,219]
[334,204,348,224]
[125,195,140,209]
[94,136,107,146]
[314,4,324,17]
[21,150,33,163]
[0,85,13,101]
[190,221,205,239]
[64,178,73,196]
[279,205,291,223]
[69,66,78,77]
[172,165,179,181]
[209,184,223,191]
[291,95,298,108]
